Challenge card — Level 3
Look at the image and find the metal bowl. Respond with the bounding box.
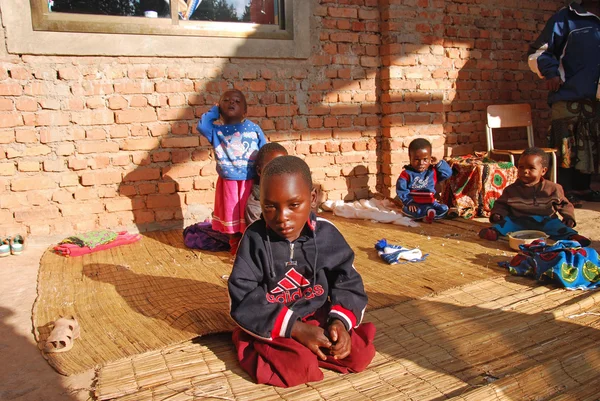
[507,230,549,251]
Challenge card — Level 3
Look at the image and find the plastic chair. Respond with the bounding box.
[486,103,557,182]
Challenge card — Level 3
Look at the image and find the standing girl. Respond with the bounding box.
[198,89,266,257]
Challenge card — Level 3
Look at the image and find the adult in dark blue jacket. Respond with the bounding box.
[396,138,453,223]
[528,1,600,203]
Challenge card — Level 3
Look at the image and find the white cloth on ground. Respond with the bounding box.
[321,198,419,227]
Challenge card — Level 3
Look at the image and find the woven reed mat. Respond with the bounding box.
[94,276,600,401]
[34,214,509,376]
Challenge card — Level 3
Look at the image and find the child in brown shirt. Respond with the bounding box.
[479,147,591,246]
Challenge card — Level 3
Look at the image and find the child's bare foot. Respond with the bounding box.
[479,228,499,241]
[425,209,435,224]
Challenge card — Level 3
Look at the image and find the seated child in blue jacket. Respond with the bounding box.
[396,138,453,223]
[228,155,376,388]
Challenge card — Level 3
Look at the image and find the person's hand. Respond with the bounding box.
[431,156,438,164]
[490,213,502,223]
[408,204,418,213]
[291,321,331,361]
[547,76,563,92]
[564,218,575,228]
[327,319,351,360]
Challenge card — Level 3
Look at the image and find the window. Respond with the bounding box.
[33,0,286,39]
[6,0,309,58]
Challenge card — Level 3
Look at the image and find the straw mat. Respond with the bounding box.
[34,214,508,376]
[95,276,600,400]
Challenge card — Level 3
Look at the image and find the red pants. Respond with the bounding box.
[232,321,376,388]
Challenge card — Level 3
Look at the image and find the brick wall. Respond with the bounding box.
[0,0,564,236]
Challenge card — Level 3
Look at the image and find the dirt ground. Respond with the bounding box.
[1,201,600,401]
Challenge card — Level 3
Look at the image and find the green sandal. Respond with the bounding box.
[10,234,25,255]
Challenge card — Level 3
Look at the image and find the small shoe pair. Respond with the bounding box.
[0,235,26,257]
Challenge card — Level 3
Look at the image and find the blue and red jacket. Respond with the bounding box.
[396,160,452,205]
[228,212,368,341]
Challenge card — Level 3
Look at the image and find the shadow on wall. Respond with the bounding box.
[116,0,558,241]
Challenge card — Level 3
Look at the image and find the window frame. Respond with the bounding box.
[30,0,290,40]
[3,0,309,58]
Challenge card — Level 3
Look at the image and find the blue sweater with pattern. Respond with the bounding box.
[198,105,267,180]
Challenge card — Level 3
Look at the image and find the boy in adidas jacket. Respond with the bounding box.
[228,156,376,388]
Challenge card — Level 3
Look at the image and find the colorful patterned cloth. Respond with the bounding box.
[500,239,600,290]
[60,230,118,249]
[440,154,518,219]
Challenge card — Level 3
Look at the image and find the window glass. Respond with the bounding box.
[47,0,279,24]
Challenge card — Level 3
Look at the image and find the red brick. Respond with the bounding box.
[108,96,128,110]
[35,110,70,128]
[130,96,149,108]
[58,67,80,80]
[146,194,181,209]
[14,206,60,222]
[44,159,66,172]
[52,190,74,204]
[122,167,160,182]
[59,202,104,217]
[77,142,119,154]
[11,176,56,191]
[162,164,201,179]
[171,122,189,135]
[81,170,122,186]
[39,98,61,110]
[155,81,194,93]
[109,126,128,138]
[266,105,297,117]
[15,97,38,112]
[17,161,39,172]
[9,67,31,80]
[158,182,176,194]
[105,198,133,212]
[115,109,157,124]
[0,130,14,144]
[157,108,195,121]
[88,156,110,170]
[186,191,213,205]
[120,138,160,151]
[0,162,16,176]
[152,151,171,162]
[0,99,13,111]
[171,150,189,164]
[68,158,88,171]
[71,110,114,125]
[60,173,79,187]
[114,81,154,94]
[328,7,357,18]
[0,113,24,128]
[15,129,37,143]
[161,137,199,148]
[359,9,379,20]
[0,83,23,96]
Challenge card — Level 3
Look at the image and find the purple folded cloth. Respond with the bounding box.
[183,222,230,252]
